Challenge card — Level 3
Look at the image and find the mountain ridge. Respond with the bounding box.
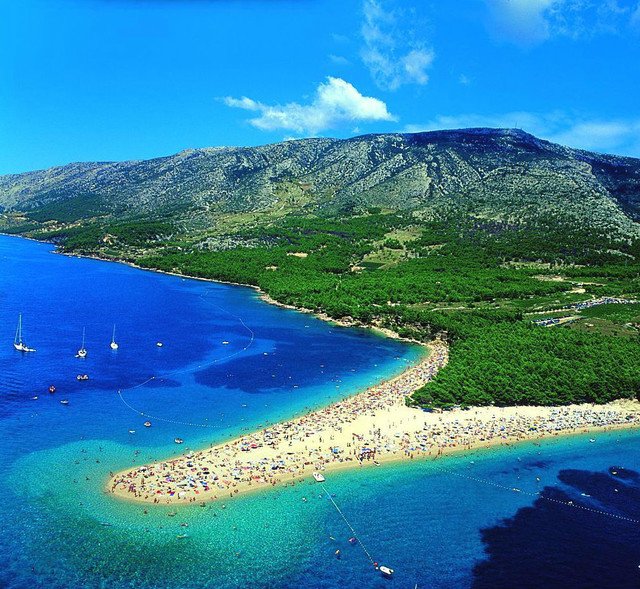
[1,128,639,240]
[1,129,639,411]
[5,127,639,175]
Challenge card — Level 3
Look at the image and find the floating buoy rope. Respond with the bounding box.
[117,290,255,428]
[320,482,378,568]
[433,464,640,525]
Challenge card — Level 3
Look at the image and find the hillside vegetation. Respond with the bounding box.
[1,129,639,409]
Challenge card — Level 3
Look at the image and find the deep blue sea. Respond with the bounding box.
[1,234,639,589]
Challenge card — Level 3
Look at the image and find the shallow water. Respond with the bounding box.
[1,235,639,589]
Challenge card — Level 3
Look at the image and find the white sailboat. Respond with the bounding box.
[110,324,119,350]
[13,314,36,352]
[77,327,87,358]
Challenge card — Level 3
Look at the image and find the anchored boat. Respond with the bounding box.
[312,472,326,483]
[110,324,119,350]
[77,327,87,358]
[13,314,36,352]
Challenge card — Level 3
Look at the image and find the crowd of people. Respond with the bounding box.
[108,340,639,504]
[387,406,639,459]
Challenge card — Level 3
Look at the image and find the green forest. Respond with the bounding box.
[23,210,640,409]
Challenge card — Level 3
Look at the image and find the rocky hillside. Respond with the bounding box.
[1,129,639,239]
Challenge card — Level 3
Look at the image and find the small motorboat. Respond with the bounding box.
[76,374,90,381]
[144,421,152,427]
[379,565,394,578]
[128,430,136,434]
[48,385,56,394]
[589,438,596,443]
[312,472,325,483]
[174,438,184,444]
[222,341,230,345]
[176,534,189,539]
[32,396,38,400]
[60,399,69,405]
[348,537,357,545]
[156,342,163,347]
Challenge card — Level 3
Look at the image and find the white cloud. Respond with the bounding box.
[222,96,261,111]
[329,54,351,66]
[486,0,639,45]
[331,33,350,43]
[223,77,396,135]
[361,0,434,90]
[404,112,558,136]
[549,119,640,153]
[486,0,558,45]
[404,112,640,156]
[401,49,434,85]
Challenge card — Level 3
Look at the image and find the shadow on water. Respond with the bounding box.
[472,468,640,589]
[194,325,406,394]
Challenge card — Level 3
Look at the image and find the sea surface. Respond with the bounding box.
[0,234,639,589]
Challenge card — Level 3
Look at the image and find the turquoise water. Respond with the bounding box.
[1,235,639,589]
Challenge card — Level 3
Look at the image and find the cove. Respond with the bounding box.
[1,234,639,589]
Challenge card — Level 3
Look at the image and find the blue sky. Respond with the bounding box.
[1,0,640,173]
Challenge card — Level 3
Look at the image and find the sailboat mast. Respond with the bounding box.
[15,314,22,344]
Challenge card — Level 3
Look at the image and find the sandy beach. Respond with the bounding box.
[107,340,640,504]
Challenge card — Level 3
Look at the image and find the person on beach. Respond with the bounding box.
[109,342,639,504]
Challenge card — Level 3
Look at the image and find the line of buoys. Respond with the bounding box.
[320,481,387,574]
[435,465,640,525]
[116,294,256,429]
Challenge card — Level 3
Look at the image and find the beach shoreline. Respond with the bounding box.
[3,235,638,508]
[107,340,448,503]
[52,245,412,342]
[106,338,640,505]
[107,418,640,507]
